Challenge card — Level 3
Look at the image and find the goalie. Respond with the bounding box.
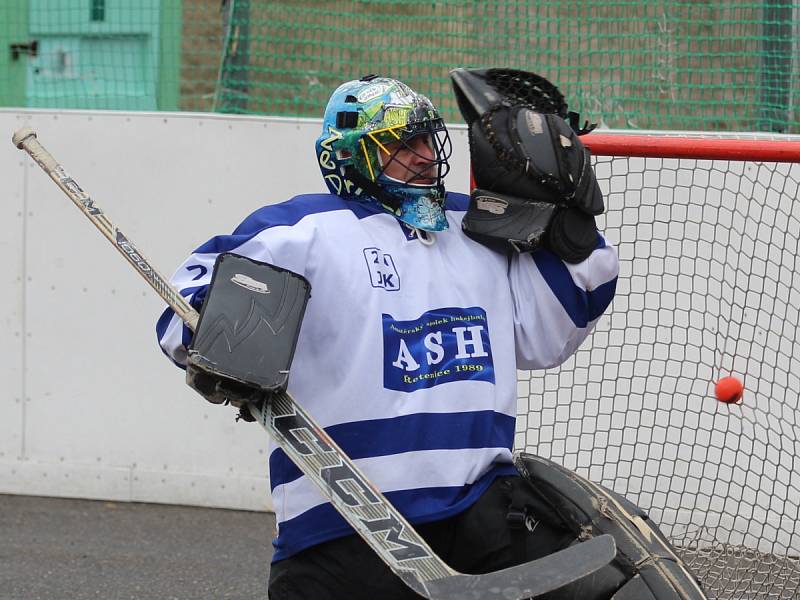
[156,70,703,599]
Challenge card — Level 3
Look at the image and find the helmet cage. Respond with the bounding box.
[358,117,452,188]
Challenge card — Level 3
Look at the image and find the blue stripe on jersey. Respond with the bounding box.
[587,278,616,324]
[445,191,470,212]
[155,308,185,368]
[269,410,516,489]
[193,194,382,255]
[271,462,518,562]
[195,192,471,256]
[532,240,616,328]
[155,284,208,368]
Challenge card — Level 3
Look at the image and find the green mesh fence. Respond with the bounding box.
[1,1,798,129]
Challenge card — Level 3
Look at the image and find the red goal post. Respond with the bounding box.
[585,131,800,163]
[516,130,800,600]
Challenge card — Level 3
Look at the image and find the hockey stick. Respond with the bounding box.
[12,127,616,600]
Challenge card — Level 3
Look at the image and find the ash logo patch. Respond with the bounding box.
[364,248,400,291]
[383,307,495,392]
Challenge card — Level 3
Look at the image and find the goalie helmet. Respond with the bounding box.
[315,75,452,232]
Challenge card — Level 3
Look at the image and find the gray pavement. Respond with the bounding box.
[0,494,276,600]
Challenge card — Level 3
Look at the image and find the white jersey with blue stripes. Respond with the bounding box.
[156,191,618,561]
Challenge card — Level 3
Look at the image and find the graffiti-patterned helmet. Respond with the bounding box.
[315,75,452,232]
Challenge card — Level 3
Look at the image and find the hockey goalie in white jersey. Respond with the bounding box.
[157,69,706,599]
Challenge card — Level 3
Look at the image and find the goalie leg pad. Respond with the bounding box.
[186,253,311,405]
[513,452,708,600]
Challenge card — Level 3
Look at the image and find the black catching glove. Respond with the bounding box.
[450,68,604,263]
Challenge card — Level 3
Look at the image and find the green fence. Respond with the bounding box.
[2,1,798,132]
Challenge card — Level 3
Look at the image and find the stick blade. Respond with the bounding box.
[419,534,616,600]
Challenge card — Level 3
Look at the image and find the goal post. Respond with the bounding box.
[516,131,800,599]
[585,133,800,163]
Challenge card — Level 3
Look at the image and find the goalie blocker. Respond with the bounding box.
[186,253,311,408]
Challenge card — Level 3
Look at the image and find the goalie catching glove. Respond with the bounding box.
[450,68,604,262]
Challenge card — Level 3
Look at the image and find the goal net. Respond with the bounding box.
[515,132,800,599]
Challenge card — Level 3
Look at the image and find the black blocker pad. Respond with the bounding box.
[186,253,310,403]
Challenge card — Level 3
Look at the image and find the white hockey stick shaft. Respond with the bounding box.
[12,127,616,600]
[12,128,198,331]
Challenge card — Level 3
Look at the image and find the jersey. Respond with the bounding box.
[156,191,619,562]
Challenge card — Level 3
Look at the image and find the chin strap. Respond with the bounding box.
[345,166,404,215]
[344,166,445,237]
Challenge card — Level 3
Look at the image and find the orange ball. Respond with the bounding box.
[715,376,743,404]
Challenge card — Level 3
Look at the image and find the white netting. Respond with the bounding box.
[516,146,800,599]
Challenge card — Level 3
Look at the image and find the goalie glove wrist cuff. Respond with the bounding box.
[547,208,599,264]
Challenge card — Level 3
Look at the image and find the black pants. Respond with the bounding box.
[268,475,578,600]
